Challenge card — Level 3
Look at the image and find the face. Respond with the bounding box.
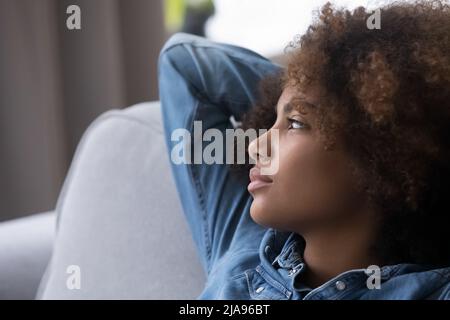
[247,85,363,233]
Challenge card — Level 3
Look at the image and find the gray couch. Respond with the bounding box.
[0,101,206,299]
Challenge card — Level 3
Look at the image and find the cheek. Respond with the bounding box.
[277,143,330,213]
[250,139,358,230]
[249,139,321,228]
[280,145,358,221]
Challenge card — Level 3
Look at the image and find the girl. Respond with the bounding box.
[158,1,450,299]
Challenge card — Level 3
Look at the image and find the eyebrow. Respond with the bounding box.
[276,99,316,115]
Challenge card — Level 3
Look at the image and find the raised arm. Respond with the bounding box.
[158,33,281,274]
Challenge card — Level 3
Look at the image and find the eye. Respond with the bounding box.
[287,117,307,130]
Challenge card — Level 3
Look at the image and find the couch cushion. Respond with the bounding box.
[37,101,205,299]
[0,212,55,299]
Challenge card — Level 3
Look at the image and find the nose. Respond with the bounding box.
[248,129,272,164]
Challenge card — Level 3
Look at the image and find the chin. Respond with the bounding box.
[249,198,281,229]
[249,197,309,232]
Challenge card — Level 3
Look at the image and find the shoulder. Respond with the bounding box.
[428,267,450,300]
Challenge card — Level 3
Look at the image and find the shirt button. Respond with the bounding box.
[335,280,346,291]
[288,268,298,277]
[255,286,265,294]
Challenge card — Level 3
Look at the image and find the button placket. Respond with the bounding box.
[254,265,293,299]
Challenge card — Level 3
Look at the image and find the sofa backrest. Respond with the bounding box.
[37,101,205,299]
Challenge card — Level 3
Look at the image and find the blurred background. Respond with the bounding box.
[0,0,375,222]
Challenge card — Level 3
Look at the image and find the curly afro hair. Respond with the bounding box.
[238,0,450,267]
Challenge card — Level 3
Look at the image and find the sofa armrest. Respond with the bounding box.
[38,101,205,299]
[0,212,56,300]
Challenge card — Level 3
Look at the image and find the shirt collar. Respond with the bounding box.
[258,228,430,294]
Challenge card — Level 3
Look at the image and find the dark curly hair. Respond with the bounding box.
[237,0,450,267]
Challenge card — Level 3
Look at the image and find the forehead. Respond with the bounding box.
[279,86,297,104]
[276,85,316,114]
[275,86,296,113]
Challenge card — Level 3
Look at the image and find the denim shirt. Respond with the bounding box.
[200,229,450,300]
[158,32,450,300]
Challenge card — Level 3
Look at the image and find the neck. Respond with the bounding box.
[299,208,379,289]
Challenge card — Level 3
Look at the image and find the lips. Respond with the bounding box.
[248,166,273,193]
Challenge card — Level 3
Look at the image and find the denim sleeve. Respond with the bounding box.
[158,33,282,274]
